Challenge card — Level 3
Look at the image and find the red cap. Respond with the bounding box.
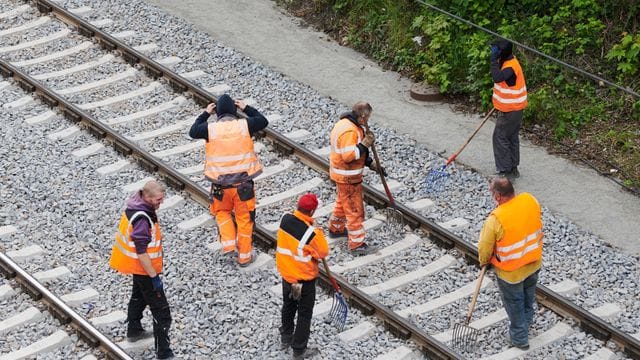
[297,193,319,211]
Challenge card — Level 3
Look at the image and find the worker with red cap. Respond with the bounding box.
[276,193,329,359]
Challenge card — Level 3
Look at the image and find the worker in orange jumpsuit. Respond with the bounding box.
[109,180,174,359]
[276,193,329,359]
[189,94,268,266]
[328,101,382,255]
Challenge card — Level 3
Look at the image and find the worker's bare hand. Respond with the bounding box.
[206,103,216,114]
[235,99,246,111]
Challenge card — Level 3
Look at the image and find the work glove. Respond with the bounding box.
[151,275,164,292]
[369,162,387,176]
[361,131,375,147]
[490,44,500,60]
[290,283,302,301]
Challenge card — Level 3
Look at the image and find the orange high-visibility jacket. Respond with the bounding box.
[276,210,329,284]
[330,118,366,184]
[492,57,528,112]
[490,193,543,271]
[204,117,262,185]
[110,211,163,275]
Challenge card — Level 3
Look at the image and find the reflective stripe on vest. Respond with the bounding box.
[276,226,314,263]
[204,118,262,184]
[492,57,528,112]
[490,193,542,271]
[330,118,365,183]
[109,211,163,275]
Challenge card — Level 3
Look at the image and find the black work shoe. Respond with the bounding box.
[350,243,378,256]
[126,330,152,342]
[511,167,520,178]
[511,342,530,350]
[280,340,291,351]
[157,349,175,359]
[292,347,320,359]
[328,229,348,238]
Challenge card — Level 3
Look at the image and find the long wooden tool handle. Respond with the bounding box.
[465,265,488,325]
[363,124,395,206]
[445,107,496,166]
[322,259,341,292]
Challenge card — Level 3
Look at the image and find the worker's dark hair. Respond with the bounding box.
[352,102,372,119]
[490,177,514,197]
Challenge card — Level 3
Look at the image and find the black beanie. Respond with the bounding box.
[216,94,237,119]
[496,39,513,60]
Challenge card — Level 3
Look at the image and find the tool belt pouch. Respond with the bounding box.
[237,181,254,201]
[210,184,224,201]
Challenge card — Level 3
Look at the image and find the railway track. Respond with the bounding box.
[0,0,639,359]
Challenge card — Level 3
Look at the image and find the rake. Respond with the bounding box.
[322,259,348,331]
[363,124,404,225]
[452,265,488,352]
[425,108,496,193]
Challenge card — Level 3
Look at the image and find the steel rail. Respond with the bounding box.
[0,252,133,360]
[6,1,640,358]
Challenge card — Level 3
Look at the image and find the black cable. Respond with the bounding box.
[414,0,640,99]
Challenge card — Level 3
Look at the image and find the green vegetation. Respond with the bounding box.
[277,0,640,189]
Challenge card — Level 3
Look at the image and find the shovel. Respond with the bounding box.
[452,264,488,352]
[425,108,496,192]
[363,124,403,225]
[322,259,348,331]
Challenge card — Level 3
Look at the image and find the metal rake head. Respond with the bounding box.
[452,323,479,352]
[384,206,405,228]
[424,166,450,193]
[327,291,348,331]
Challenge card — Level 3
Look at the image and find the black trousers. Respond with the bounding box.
[493,109,522,173]
[127,274,172,356]
[279,279,316,354]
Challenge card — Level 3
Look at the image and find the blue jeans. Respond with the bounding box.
[496,270,538,346]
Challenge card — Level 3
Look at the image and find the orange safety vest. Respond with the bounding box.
[109,211,163,275]
[490,193,543,272]
[204,117,262,185]
[492,57,528,112]
[276,210,329,284]
[329,118,366,184]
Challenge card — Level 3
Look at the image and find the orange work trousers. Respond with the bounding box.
[209,186,256,265]
[329,182,365,250]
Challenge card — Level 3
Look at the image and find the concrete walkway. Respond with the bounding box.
[147,0,639,255]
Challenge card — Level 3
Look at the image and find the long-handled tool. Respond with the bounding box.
[452,265,488,352]
[425,108,496,192]
[363,124,403,224]
[322,259,348,331]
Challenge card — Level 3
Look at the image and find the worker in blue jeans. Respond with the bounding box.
[478,177,543,349]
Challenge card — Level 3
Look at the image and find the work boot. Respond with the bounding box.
[350,243,378,256]
[292,347,320,359]
[280,335,292,351]
[510,167,520,178]
[328,229,347,239]
[126,327,151,342]
[238,250,257,268]
[511,342,529,350]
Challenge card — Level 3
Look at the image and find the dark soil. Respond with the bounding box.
[275,0,640,195]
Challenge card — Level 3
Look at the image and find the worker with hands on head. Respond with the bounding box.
[276,193,329,359]
[328,101,381,255]
[189,94,268,267]
[478,177,543,350]
[490,39,528,180]
[109,180,174,360]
